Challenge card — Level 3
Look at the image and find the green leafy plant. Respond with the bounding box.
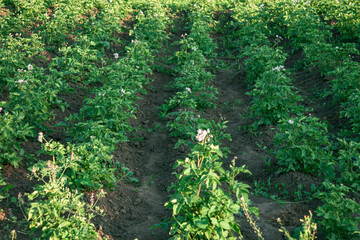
[50,36,99,83]
[28,159,105,239]
[0,33,44,83]
[303,42,358,76]
[166,110,200,139]
[165,130,257,239]
[36,128,134,190]
[310,0,360,41]
[247,70,304,129]
[315,181,360,240]
[133,2,169,50]
[329,62,360,103]
[187,8,217,60]
[6,68,67,131]
[274,116,333,176]
[0,110,33,167]
[336,139,360,191]
[283,6,329,51]
[340,89,360,135]
[0,167,10,217]
[243,45,287,84]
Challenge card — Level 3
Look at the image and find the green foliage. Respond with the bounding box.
[311,0,360,41]
[283,5,329,50]
[167,90,198,110]
[42,4,165,190]
[247,70,303,129]
[187,8,217,59]
[133,1,169,50]
[35,137,119,190]
[49,36,100,83]
[228,20,268,51]
[40,0,104,45]
[0,110,33,167]
[160,6,263,238]
[274,116,333,175]
[28,159,105,239]
[75,86,135,141]
[6,68,67,131]
[166,110,200,139]
[243,45,286,84]
[2,1,360,240]
[315,181,360,240]
[337,139,360,191]
[62,38,154,149]
[303,42,358,76]
[0,167,10,215]
[329,62,360,103]
[166,131,254,239]
[229,1,270,46]
[163,5,218,143]
[340,89,360,135]
[0,33,44,84]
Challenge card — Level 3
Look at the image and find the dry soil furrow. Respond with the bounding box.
[94,72,177,240]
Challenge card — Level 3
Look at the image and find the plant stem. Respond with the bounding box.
[197,156,205,196]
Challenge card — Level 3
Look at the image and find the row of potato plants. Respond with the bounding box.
[0,21,67,168]
[256,0,360,137]
[277,1,360,135]
[228,1,358,239]
[283,2,360,238]
[0,1,169,238]
[0,0,133,191]
[159,6,262,239]
[0,0,95,226]
[228,1,329,177]
[276,0,360,181]
[310,0,360,42]
[275,5,360,238]
[0,0,130,84]
[56,2,169,191]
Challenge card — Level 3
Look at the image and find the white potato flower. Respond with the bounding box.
[38,132,44,143]
[272,65,285,72]
[196,129,211,142]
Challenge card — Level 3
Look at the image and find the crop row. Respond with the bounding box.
[0,0,136,170]
[264,0,360,190]
[309,0,360,42]
[158,5,261,239]
[227,1,359,239]
[278,1,360,135]
[276,5,360,238]
[0,0,169,238]
[159,2,320,239]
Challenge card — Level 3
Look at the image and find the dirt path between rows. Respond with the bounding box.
[93,72,177,240]
[209,67,318,239]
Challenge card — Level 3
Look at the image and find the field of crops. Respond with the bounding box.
[0,0,359,239]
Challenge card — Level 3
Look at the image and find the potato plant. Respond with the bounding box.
[231,2,359,239]
[166,130,254,239]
